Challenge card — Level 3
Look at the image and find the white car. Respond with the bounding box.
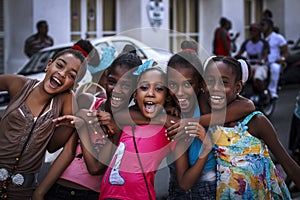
[0,36,172,117]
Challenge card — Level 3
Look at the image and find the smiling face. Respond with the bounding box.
[134,69,167,119]
[43,53,82,94]
[204,61,241,111]
[168,65,199,117]
[106,64,134,112]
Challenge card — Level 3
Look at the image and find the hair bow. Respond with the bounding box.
[133,59,155,75]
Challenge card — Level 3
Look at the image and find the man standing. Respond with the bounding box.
[260,18,289,100]
[24,20,54,58]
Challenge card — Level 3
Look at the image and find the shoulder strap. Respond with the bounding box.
[242,111,263,125]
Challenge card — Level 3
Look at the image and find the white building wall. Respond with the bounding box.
[284,0,300,42]
[6,0,71,74]
[117,0,170,53]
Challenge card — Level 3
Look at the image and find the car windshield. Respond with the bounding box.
[18,48,67,75]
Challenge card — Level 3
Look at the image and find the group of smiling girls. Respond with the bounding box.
[2,40,299,200]
[41,42,300,200]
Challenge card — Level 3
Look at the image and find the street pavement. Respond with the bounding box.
[155,83,300,199]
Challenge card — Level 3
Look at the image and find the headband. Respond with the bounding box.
[237,59,249,84]
[203,56,216,72]
[72,45,88,57]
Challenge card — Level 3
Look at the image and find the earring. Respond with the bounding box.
[200,88,205,94]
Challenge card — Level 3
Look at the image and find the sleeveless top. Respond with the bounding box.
[60,98,105,192]
[214,27,231,56]
[0,79,62,174]
[211,111,291,199]
[100,125,173,200]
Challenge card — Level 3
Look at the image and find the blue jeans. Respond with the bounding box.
[167,167,216,200]
[44,183,99,200]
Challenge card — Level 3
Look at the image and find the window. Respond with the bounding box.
[169,0,199,52]
[71,0,116,41]
[244,0,263,38]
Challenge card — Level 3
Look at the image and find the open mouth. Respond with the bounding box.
[144,101,156,113]
[178,98,191,110]
[111,95,124,108]
[49,77,62,89]
[210,95,226,105]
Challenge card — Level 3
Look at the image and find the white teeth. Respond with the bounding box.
[112,96,121,101]
[145,101,154,105]
[211,95,223,100]
[178,98,186,102]
[52,77,62,85]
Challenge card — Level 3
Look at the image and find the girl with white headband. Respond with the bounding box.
[203,56,299,199]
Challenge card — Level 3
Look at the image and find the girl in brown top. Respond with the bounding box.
[0,49,87,200]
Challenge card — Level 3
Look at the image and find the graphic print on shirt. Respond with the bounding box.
[109,142,126,185]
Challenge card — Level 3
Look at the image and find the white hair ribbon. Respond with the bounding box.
[237,59,249,84]
[203,56,216,72]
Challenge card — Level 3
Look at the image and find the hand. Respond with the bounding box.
[52,115,84,128]
[184,122,207,141]
[166,118,198,141]
[184,122,213,157]
[85,110,121,137]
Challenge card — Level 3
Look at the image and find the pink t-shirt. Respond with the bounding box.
[60,98,106,192]
[100,125,174,200]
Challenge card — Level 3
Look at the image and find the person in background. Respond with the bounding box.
[286,90,300,193]
[235,23,270,92]
[262,9,280,33]
[181,40,198,54]
[24,20,54,58]
[260,18,289,100]
[213,17,232,56]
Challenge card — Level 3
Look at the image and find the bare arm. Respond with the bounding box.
[47,92,77,152]
[79,123,120,175]
[249,114,300,188]
[0,74,27,97]
[32,133,77,200]
[199,95,255,127]
[174,123,212,190]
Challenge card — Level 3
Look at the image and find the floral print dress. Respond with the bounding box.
[211,111,291,199]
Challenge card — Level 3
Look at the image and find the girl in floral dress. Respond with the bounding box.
[204,56,300,199]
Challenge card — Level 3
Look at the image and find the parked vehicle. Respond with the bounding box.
[0,36,173,118]
[281,37,300,85]
[241,68,276,117]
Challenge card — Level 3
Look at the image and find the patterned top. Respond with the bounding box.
[211,111,291,199]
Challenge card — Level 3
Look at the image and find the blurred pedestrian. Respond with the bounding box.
[24,20,54,58]
[212,17,232,56]
[260,18,289,100]
[235,23,270,92]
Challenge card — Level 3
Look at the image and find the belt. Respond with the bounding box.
[0,168,38,188]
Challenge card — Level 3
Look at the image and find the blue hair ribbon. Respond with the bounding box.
[133,59,155,75]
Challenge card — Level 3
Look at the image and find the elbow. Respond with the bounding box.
[178,182,192,192]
